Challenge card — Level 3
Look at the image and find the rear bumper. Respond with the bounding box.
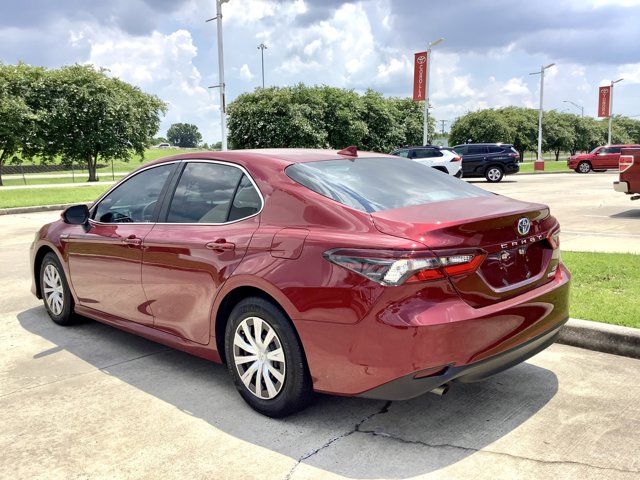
[614,181,629,193]
[359,320,565,400]
[504,162,520,174]
[298,264,571,397]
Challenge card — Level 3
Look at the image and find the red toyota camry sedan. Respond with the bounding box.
[30,148,570,417]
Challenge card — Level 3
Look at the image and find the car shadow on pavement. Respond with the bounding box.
[18,307,559,479]
[610,209,640,219]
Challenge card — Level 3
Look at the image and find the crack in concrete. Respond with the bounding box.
[284,401,392,480]
[356,428,640,475]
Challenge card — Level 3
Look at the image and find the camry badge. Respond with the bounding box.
[517,218,531,236]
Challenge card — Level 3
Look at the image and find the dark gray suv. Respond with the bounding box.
[452,143,520,182]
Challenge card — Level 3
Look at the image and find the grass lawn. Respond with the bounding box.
[518,161,572,174]
[0,185,110,209]
[2,176,124,187]
[562,251,640,329]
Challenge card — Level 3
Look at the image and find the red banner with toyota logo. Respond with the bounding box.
[598,86,611,118]
[413,51,428,101]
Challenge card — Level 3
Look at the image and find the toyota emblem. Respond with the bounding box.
[517,218,531,236]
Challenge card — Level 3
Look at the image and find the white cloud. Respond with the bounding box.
[76,27,218,141]
[239,63,254,81]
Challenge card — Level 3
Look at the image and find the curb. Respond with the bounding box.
[0,204,78,216]
[557,318,640,359]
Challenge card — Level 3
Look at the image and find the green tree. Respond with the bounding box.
[38,65,166,181]
[449,109,512,147]
[543,111,576,160]
[0,64,46,186]
[167,123,202,148]
[389,97,435,147]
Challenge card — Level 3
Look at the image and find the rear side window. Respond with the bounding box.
[488,146,503,153]
[228,174,262,221]
[453,146,467,155]
[166,162,247,223]
[413,149,443,159]
[286,157,491,213]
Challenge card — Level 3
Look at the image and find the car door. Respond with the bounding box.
[65,163,177,325]
[463,145,487,175]
[141,161,262,345]
[595,147,617,169]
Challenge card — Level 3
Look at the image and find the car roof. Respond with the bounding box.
[454,143,513,147]
[136,148,394,173]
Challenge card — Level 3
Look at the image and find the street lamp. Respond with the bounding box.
[206,0,230,151]
[529,63,555,169]
[257,43,267,88]
[423,37,444,145]
[608,78,623,145]
[563,100,584,117]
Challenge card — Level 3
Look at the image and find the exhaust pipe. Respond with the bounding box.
[430,383,450,396]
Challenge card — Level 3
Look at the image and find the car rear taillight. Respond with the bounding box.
[451,155,462,162]
[549,229,560,250]
[323,248,486,286]
[620,155,634,172]
[508,152,519,158]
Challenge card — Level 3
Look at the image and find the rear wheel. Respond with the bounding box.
[577,161,592,173]
[485,166,504,182]
[40,252,75,326]
[224,297,313,417]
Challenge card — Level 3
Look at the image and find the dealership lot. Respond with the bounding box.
[1,177,639,479]
[473,171,640,254]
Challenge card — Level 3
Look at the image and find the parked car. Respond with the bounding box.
[568,144,640,173]
[31,148,570,417]
[614,147,640,200]
[452,143,520,182]
[156,142,171,148]
[389,145,462,177]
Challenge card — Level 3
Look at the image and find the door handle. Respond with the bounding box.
[206,239,235,253]
[122,235,142,246]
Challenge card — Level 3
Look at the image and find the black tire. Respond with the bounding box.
[224,297,313,417]
[576,161,592,173]
[485,165,504,182]
[40,252,76,326]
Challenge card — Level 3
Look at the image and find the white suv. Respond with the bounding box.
[390,146,462,177]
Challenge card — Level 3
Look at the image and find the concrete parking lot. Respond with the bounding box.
[474,171,640,254]
[1,183,639,479]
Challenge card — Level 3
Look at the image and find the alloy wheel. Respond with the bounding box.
[233,316,286,400]
[487,168,502,181]
[579,162,591,173]
[43,264,64,316]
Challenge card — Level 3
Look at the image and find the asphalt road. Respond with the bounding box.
[473,171,640,254]
[1,201,639,479]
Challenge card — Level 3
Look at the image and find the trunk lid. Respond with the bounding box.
[371,195,560,307]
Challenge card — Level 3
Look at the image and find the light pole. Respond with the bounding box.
[608,78,623,145]
[529,63,555,169]
[563,100,583,117]
[206,0,230,151]
[257,43,267,88]
[423,37,444,145]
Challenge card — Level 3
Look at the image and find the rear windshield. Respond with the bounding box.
[285,157,491,213]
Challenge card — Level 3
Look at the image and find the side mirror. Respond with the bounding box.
[62,204,90,225]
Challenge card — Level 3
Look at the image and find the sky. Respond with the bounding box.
[2,0,640,143]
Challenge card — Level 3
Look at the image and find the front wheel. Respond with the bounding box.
[40,252,76,325]
[485,166,504,182]
[225,297,313,417]
[576,161,592,173]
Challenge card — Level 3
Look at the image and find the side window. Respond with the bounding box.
[394,150,410,158]
[167,162,243,224]
[413,149,438,159]
[488,146,503,153]
[228,175,262,221]
[93,164,174,223]
[609,147,622,154]
[468,146,487,155]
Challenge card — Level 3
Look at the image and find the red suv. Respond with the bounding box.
[30,149,570,417]
[568,144,640,173]
[614,147,640,200]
